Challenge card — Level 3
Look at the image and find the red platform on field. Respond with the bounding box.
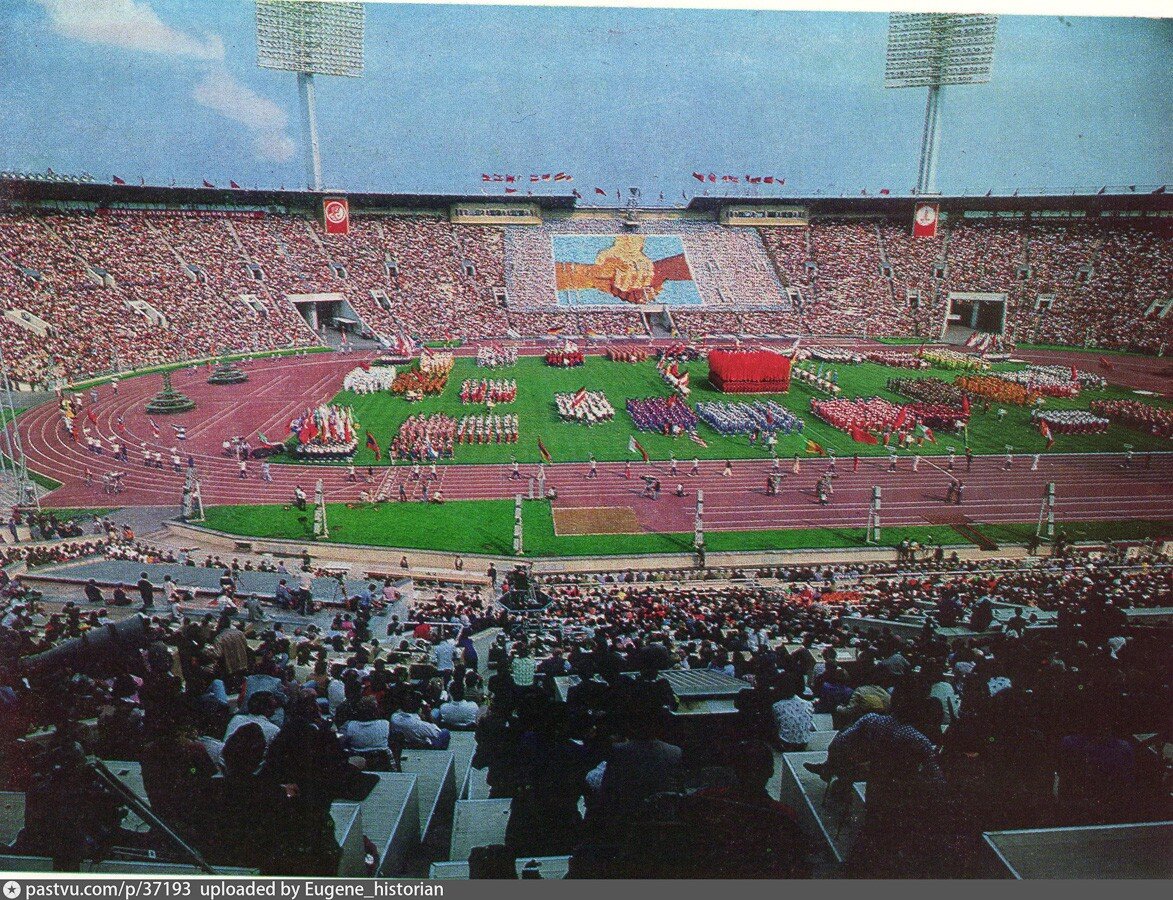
[708,349,791,393]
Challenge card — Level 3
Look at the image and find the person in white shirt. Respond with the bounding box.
[223,693,281,749]
[341,697,391,751]
[432,683,480,730]
[390,696,449,749]
[326,667,347,713]
[433,635,457,676]
[771,674,815,751]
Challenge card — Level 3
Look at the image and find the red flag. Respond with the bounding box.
[299,416,318,444]
[202,179,215,188]
[595,187,607,196]
[850,425,879,445]
[505,188,518,194]
[112,175,126,185]
[692,172,705,182]
[628,435,649,462]
[572,189,582,199]
[537,437,552,463]
[230,180,242,189]
[763,176,774,184]
[879,188,890,195]
[366,430,382,461]
[1039,419,1054,449]
[708,173,717,183]
[892,405,910,432]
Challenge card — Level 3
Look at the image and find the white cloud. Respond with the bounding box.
[37,1,297,165]
[194,69,297,163]
[37,0,223,60]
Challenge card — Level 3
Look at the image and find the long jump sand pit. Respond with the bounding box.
[553,506,643,536]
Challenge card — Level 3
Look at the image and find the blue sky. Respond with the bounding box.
[1,2,1169,201]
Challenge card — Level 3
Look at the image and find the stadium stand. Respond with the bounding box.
[2,535,1170,877]
[1,199,1170,385]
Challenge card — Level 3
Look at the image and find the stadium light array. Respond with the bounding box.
[256,1,365,191]
[885,13,998,195]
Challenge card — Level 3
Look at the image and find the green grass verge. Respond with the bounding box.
[273,354,1170,468]
[1013,343,1155,358]
[200,500,1173,558]
[0,407,62,490]
[66,346,331,391]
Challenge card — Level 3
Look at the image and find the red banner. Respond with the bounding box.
[913,202,939,238]
[323,197,349,235]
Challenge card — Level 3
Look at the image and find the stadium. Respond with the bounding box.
[0,0,1170,884]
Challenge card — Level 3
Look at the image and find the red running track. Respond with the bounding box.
[14,352,1173,536]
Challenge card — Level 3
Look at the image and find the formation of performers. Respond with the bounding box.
[389,412,520,460]
[456,413,519,444]
[555,389,615,424]
[390,367,448,396]
[342,365,397,394]
[604,346,651,363]
[475,343,517,368]
[459,378,517,405]
[545,347,584,367]
[390,414,457,461]
[656,357,691,397]
[696,400,804,436]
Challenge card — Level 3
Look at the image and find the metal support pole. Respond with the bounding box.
[867,485,882,544]
[694,489,704,549]
[916,84,944,195]
[297,72,323,191]
[312,477,328,538]
[1036,481,1055,539]
[0,340,39,510]
[513,494,524,556]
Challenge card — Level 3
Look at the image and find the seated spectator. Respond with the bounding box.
[390,694,450,749]
[340,696,391,753]
[771,672,815,751]
[433,681,480,730]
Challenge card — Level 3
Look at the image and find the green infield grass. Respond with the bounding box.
[273,355,1170,468]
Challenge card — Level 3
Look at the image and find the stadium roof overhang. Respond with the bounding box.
[0,179,578,213]
[687,192,1173,216]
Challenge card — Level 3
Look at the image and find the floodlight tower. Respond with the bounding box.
[885,13,998,195]
[256,1,365,191]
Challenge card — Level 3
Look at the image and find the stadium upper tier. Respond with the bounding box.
[0,203,1169,385]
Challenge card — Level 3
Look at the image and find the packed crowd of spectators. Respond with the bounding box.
[0,537,1169,877]
[2,208,1168,386]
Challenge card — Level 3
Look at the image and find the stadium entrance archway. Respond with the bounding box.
[287,293,378,347]
[942,292,1006,345]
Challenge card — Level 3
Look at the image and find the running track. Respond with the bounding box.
[14,351,1173,536]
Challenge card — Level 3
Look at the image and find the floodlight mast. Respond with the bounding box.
[256,1,365,192]
[885,13,997,195]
